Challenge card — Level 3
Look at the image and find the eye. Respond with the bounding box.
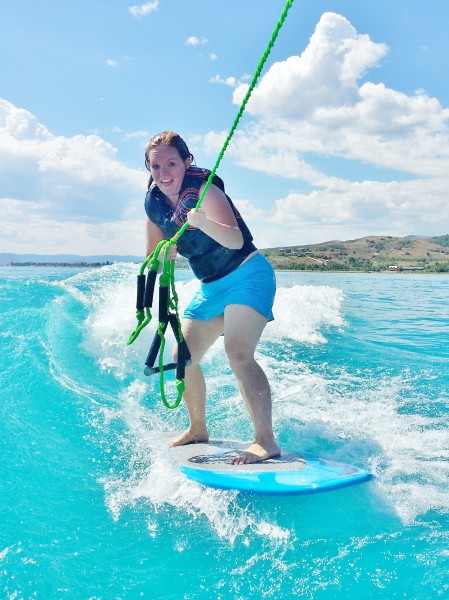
[168,161,177,168]
[151,163,160,170]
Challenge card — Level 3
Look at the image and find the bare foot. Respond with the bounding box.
[169,427,209,448]
[232,440,281,465]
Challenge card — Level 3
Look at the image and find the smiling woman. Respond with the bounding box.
[144,131,194,204]
[142,130,279,465]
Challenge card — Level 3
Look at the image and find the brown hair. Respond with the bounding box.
[145,131,194,189]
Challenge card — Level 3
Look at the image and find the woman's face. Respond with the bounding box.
[148,144,190,201]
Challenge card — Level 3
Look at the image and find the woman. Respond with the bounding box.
[144,131,280,464]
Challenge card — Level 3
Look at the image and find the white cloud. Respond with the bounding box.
[185,36,208,46]
[128,1,158,19]
[0,99,147,254]
[244,178,449,249]
[0,198,146,255]
[232,198,266,221]
[210,75,239,88]
[106,57,130,68]
[200,12,449,244]
[113,126,150,141]
[123,130,150,140]
[233,12,389,119]
[211,73,251,88]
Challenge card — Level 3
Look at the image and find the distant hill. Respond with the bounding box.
[2,234,449,272]
[260,234,449,273]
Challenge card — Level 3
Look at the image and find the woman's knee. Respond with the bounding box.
[225,339,254,371]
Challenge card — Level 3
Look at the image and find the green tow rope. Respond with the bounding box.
[128,0,295,408]
[172,0,295,245]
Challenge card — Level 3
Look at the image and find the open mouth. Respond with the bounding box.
[161,179,173,186]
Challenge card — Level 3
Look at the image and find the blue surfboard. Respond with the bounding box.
[169,439,373,495]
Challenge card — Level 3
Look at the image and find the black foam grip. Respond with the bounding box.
[136,274,146,310]
[176,340,187,380]
[158,286,169,323]
[144,322,168,368]
[143,271,157,308]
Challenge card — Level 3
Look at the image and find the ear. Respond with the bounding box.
[184,156,192,169]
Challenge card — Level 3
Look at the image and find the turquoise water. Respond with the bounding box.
[1,265,448,599]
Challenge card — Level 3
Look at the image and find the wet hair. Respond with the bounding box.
[145,131,195,189]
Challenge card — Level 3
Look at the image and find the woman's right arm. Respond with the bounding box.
[146,217,166,257]
[145,217,177,260]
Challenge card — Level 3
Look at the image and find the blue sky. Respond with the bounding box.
[1,0,449,256]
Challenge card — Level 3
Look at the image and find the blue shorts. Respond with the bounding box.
[183,253,276,322]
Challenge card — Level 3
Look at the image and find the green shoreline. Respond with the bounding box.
[4,234,449,274]
[260,234,449,274]
[7,261,448,275]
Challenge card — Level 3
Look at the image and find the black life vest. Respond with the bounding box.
[144,166,256,282]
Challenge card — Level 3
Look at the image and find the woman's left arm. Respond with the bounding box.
[186,183,244,249]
